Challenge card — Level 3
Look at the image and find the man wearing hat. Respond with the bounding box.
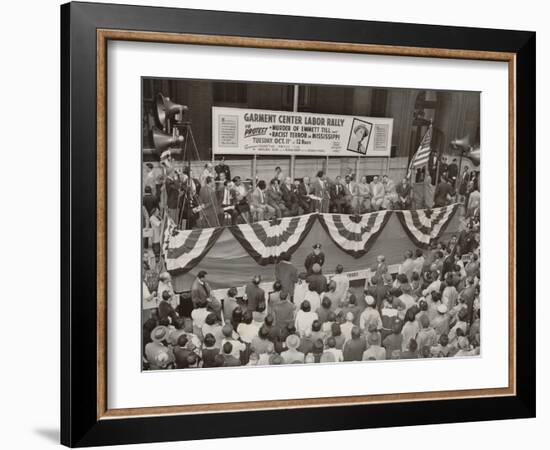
[245,275,265,313]
[343,326,367,361]
[304,243,325,275]
[431,304,450,339]
[275,253,298,300]
[145,326,174,370]
[359,295,383,332]
[191,270,211,308]
[362,331,386,360]
[281,334,305,364]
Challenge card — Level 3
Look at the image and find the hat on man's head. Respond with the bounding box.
[285,334,300,350]
[313,243,322,250]
[151,326,169,342]
[365,295,376,306]
[437,304,448,314]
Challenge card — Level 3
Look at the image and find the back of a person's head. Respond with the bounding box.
[367,332,381,346]
[327,311,336,323]
[227,286,238,298]
[327,336,336,348]
[331,322,341,337]
[223,341,233,355]
[286,323,297,336]
[415,249,423,258]
[205,313,217,326]
[311,320,321,332]
[390,287,403,298]
[431,291,442,302]
[439,334,449,346]
[162,290,171,301]
[242,310,253,324]
[203,333,216,347]
[301,300,311,312]
[336,264,344,274]
[351,326,361,339]
[392,320,402,334]
[273,281,282,292]
[408,338,418,353]
[280,291,288,301]
[258,325,269,339]
[177,334,188,347]
[222,323,233,337]
[321,296,332,310]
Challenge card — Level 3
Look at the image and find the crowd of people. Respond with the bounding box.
[142,155,481,240]
[142,216,481,369]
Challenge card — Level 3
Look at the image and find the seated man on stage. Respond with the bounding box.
[295,177,312,214]
[232,176,251,223]
[370,175,385,210]
[395,177,412,210]
[280,176,301,216]
[382,174,398,209]
[218,180,240,226]
[330,176,348,214]
[250,180,276,221]
[266,179,288,218]
[343,175,356,214]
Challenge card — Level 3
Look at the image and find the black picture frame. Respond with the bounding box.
[61,1,535,447]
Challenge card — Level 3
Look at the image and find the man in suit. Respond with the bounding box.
[343,175,356,213]
[245,275,266,312]
[275,253,299,300]
[190,270,212,308]
[250,180,275,221]
[266,179,288,218]
[217,180,239,225]
[370,175,385,210]
[295,177,312,214]
[396,177,412,210]
[311,171,330,213]
[330,175,347,213]
[280,176,300,216]
[198,176,220,228]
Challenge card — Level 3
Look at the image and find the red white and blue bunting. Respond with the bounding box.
[395,203,460,248]
[165,226,224,274]
[318,210,392,258]
[229,213,317,265]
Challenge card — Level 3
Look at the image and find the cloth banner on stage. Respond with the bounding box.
[165,226,224,274]
[318,210,392,258]
[229,213,317,265]
[394,203,460,248]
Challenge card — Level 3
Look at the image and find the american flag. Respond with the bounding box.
[407,125,433,179]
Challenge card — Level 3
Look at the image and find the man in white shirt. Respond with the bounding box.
[293,273,309,311]
[331,264,349,307]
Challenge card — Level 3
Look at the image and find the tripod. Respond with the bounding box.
[173,121,220,230]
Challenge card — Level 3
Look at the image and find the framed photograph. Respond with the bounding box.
[61,1,536,447]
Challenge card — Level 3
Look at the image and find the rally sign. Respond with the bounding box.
[212,107,393,157]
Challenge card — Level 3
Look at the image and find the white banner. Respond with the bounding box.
[212,106,393,157]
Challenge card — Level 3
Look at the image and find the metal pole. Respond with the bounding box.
[292,85,299,181]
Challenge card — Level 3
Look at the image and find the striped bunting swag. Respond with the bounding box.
[165,226,224,274]
[395,203,460,248]
[229,213,317,265]
[318,211,392,258]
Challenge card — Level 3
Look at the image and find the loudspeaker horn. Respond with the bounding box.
[152,127,184,153]
[155,93,188,128]
[451,135,471,149]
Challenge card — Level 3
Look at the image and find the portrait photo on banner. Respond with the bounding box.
[142,77,481,371]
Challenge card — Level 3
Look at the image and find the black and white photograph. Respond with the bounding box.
[141,78,481,370]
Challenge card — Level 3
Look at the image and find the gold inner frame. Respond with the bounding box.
[96,29,517,420]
